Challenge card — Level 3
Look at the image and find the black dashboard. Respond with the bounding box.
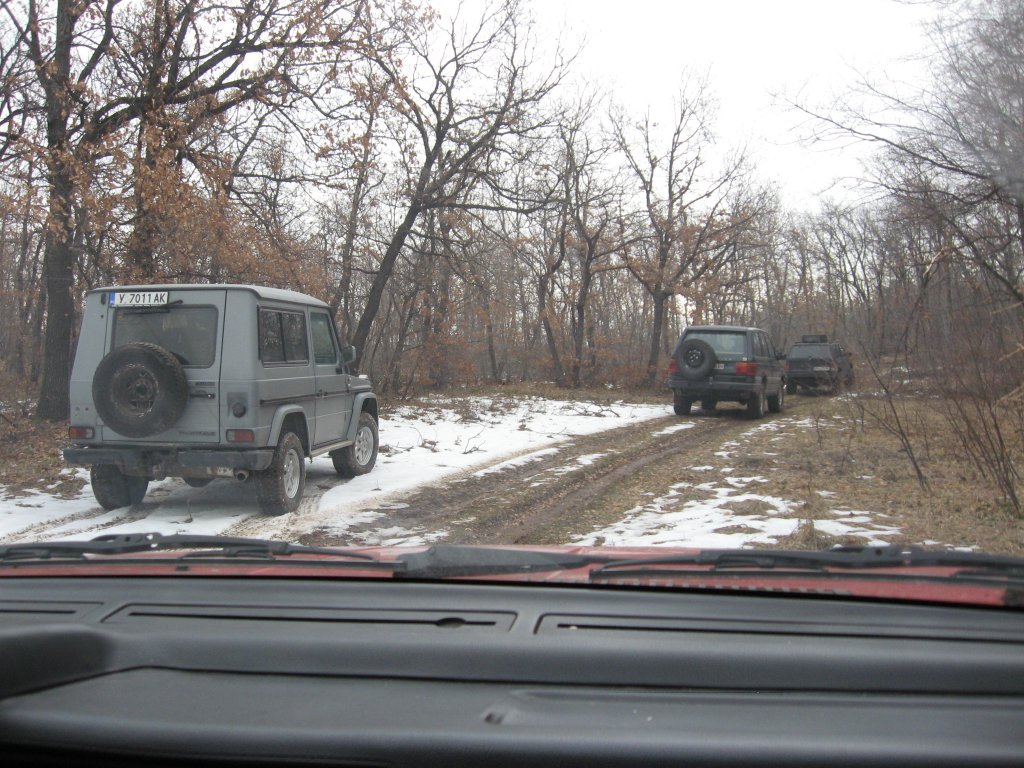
[2,576,1023,766]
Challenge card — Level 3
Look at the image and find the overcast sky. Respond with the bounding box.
[445,0,939,210]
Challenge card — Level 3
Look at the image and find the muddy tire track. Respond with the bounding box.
[299,401,806,548]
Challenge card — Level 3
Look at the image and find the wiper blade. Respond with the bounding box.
[0,531,384,563]
[589,545,1024,580]
[396,544,604,579]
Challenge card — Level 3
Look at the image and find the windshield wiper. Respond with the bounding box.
[588,545,1024,580]
[0,531,389,564]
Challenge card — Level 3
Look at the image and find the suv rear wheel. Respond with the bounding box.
[673,392,692,416]
[767,383,784,413]
[331,412,379,478]
[91,465,149,510]
[256,431,305,515]
[746,385,767,419]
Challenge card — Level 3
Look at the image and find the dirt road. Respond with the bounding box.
[298,403,803,548]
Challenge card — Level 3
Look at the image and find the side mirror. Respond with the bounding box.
[340,345,357,365]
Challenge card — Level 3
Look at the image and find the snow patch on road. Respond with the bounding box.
[0,396,669,543]
[575,481,802,548]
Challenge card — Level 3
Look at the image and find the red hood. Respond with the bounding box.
[0,544,1019,610]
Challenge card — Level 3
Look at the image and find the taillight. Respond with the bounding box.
[735,361,758,377]
[667,359,678,374]
[68,426,94,440]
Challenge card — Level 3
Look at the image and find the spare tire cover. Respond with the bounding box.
[679,339,717,380]
[93,342,189,437]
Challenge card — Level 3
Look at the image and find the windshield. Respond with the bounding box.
[0,0,1021,596]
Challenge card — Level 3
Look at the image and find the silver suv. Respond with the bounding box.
[64,285,378,515]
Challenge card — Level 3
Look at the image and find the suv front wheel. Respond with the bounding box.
[256,431,306,515]
[331,412,379,478]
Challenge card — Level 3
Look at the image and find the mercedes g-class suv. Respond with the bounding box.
[667,325,786,418]
[64,285,379,515]
[785,334,855,394]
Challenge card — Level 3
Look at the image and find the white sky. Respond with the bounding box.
[505,0,937,209]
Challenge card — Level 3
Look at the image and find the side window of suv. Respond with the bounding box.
[309,312,338,366]
[753,333,766,358]
[260,309,308,365]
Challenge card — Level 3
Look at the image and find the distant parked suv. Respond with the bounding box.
[667,325,786,418]
[64,285,379,515]
[785,334,854,394]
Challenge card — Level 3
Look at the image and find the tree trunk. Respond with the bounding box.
[35,0,77,421]
[644,290,669,389]
[36,170,76,420]
[537,276,565,386]
[351,201,422,365]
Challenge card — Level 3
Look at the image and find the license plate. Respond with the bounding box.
[110,291,169,308]
[813,366,830,371]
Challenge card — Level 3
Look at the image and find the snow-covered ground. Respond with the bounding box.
[575,415,903,549]
[0,397,906,548]
[0,396,667,544]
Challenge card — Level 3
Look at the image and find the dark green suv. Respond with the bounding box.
[667,325,787,418]
[785,335,855,394]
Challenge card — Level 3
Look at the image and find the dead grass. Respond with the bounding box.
[770,395,1024,555]
[0,410,85,499]
[396,381,666,407]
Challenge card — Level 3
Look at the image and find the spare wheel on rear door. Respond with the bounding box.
[679,338,717,380]
[93,342,189,437]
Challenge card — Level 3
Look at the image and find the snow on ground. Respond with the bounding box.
[0,400,927,549]
[574,415,906,549]
[0,396,668,543]
[574,478,804,548]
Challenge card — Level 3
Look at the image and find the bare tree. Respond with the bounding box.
[6,0,366,419]
[611,78,753,386]
[350,0,565,365]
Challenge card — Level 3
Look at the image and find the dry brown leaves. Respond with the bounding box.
[0,411,84,500]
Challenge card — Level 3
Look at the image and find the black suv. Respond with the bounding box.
[785,335,854,394]
[667,325,786,418]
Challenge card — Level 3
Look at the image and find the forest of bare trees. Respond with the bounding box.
[0,0,1021,509]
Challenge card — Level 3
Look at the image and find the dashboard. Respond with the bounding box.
[1,575,1023,766]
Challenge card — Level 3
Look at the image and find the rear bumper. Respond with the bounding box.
[64,446,275,478]
[668,376,759,402]
[789,372,836,387]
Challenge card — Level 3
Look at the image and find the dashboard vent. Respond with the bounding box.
[0,600,101,623]
[104,604,516,631]
[535,612,1024,641]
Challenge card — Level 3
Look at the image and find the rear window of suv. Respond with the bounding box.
[113,305,218,368]
[789,344,831,359]
[684,331,747,360]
